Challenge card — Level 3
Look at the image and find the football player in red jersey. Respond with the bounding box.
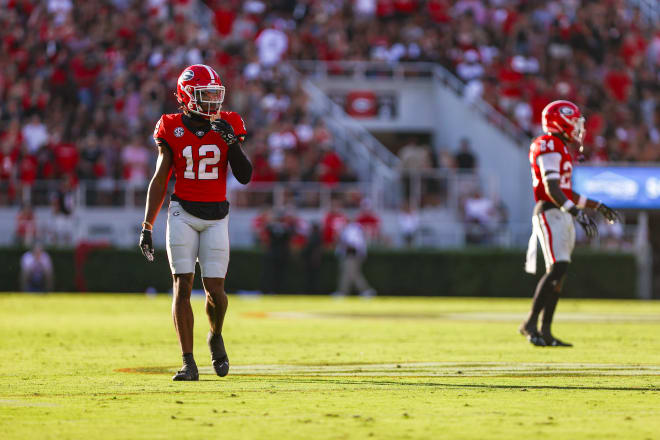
[139,64,252,380]
[521,100,620,347]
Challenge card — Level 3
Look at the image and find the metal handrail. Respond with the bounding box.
[431,64,529,145]
[293,60,439,81]
[293,79,400,171]
[8,169,480,212]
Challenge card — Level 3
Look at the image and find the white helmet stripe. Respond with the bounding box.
[202,64,217,83]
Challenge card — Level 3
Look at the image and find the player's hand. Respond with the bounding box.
[139,228,154,262]
[210,118,238,146]
[575,210,598,239]
[597,202,621,224]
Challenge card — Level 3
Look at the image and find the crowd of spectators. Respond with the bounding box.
[1,0,658,210]
[267,0,659,163]
[0,0,358,207]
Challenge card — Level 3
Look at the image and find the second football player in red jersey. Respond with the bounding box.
[521,100,620,347]
[139,64,252,380]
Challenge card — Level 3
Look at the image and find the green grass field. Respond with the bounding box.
[1,294,659,439]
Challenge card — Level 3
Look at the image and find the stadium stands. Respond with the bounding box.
[2,1,658,208]
[0,0,653,252]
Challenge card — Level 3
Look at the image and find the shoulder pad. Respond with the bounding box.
[220,111,247,136]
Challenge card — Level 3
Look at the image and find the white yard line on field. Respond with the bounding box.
[182,362,660,377]
[248,311,660,323]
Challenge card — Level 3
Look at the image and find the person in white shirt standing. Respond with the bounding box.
[22,114,49,154]
[20,244,54,293]
[334,221,376,297]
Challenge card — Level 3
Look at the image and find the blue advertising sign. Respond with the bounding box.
[572,166,660,209]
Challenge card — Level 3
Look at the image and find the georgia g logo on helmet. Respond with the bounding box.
[181,69,195,82]
[558,106,574,116]
[176,64,225,119]
[541,100,585,146]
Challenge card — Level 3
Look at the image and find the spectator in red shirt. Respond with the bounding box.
[0,140,17,181]
[427,0,451,24]
[356,199,381,243]
[394,0,417,15]
[604,58,633,103]
[17,146,38,187]
[71,52,101,107]
[252,208,272,246]
[51,135,79,179]
[318,148,344,187]
[322,198,348,247]
[530,79,554,130]
[376,0,396,19]
[121,135,150,187]
[15,204,37,246]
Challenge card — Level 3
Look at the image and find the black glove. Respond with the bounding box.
[211,118,239,146]
[575,210,598,239]
[597,202,621,224]
[139,228,154,262]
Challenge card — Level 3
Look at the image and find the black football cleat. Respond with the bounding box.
[542,335,573,347]
[519,323,546,347]
[207,331,230,377]
[172,364,199,381]
[212,357,229,377]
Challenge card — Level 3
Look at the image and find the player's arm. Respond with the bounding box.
[210,118,252,184]
[139,142,173,261]
[538,153,572,209]
[226,142,252,184]
[570,191,621,224]
[538,153,598,238]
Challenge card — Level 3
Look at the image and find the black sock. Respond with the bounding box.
[208,332,227,360]
[182,353,196,368]
[525,271,553,329]
[541,291,560,337]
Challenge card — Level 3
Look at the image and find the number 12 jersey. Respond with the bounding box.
[153,112,247,203]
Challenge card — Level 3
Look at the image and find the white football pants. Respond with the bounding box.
[166,200,230,278]
[532,208,575,272]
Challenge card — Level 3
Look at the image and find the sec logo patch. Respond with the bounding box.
[174,127,184,137]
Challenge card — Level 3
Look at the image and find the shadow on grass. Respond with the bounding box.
[278,377,660,392]
[117,367,659,392]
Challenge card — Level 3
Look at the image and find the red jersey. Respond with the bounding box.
[53,142,79,175]
[529,134,573,203]
[356,211,380,241]
[153,112,246,202]
[322,211,348,245]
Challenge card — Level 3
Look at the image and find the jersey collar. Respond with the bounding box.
[182,113,211,139]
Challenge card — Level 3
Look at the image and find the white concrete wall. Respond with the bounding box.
[432,86,535,224]
[315,77,535,223]
[0,205,464,248]
[320,78,436,131]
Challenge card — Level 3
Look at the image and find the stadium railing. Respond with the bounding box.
[287,64,402,209]
[9,169,480,212]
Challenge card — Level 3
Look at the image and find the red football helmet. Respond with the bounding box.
[541,100,585,145]
[176,64,225,119]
